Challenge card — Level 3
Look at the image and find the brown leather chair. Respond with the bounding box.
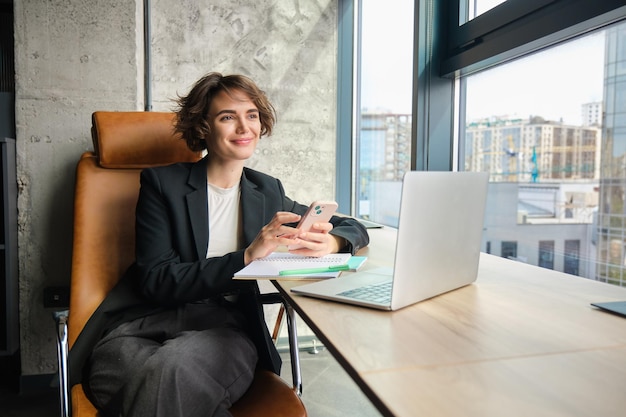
[55,111,306,417]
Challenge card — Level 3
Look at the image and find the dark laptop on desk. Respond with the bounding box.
[291,171,489,311]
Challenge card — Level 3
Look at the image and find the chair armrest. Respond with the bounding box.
[53,310,71,417]
[259,293,303,396]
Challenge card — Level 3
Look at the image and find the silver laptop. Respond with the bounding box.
[291,171,489,311]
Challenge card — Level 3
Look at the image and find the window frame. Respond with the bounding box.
[335,0,356,214]
[442,0,626,77]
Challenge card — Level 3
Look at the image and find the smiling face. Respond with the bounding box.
[205,89,261,164]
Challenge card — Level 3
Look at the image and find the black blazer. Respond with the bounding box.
[69,157,369,386]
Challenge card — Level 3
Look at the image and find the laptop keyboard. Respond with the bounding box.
[338,281,392,305]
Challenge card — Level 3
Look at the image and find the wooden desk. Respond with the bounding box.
[274,227,626,417]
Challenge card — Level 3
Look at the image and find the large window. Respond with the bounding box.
[345,0,626,287]
[457,5,626,286]
[461,29,610,280]
[353,0,414,227]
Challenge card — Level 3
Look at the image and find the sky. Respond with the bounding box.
[466,32,605,125]
[359,1,415,114]
[359,1,607,126]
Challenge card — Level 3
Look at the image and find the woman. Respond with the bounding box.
[84,72,369,417]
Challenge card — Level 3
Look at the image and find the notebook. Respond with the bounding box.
[291,171,489,311]
[233,252,366,280]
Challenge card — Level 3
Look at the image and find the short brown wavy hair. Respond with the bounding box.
[174,72,277,152]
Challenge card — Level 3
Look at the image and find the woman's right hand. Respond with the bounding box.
[244,212,302,264]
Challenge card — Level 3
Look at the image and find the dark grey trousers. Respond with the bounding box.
[86,299,258,417]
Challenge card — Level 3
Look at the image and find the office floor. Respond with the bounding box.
[280,344,382,417]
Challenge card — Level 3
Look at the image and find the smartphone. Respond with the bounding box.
[288,200,338,250]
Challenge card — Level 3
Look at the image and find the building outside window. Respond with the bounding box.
[538,240,555,269]
[564,239,581,276]
[501,241,518,260]
[595,24,626,286]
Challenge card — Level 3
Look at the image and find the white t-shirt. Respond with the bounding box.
[205,182,242,258]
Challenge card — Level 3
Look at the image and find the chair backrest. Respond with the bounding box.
[67,111,201,348]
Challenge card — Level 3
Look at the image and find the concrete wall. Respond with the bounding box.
[14,0,338,377]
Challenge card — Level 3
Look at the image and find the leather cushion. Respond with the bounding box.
[229,370,307,417]
[71,385,98,416]
[71,370,307,417]
[91,111,201,168]
[68,153,142,348]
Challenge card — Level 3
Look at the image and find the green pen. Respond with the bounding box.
[278,264,350,276]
